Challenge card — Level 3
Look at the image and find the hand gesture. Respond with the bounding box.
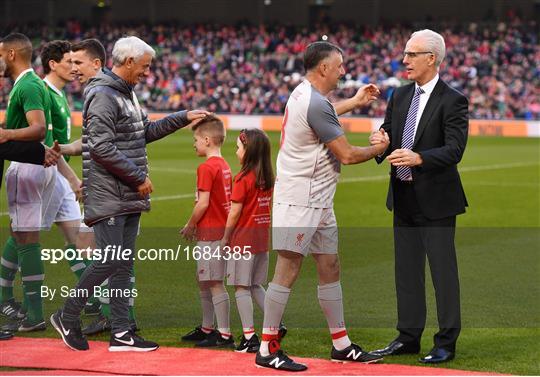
[370,129,390,155]
[387,148,423,167]
[186,110,211,128]
[44,141,62,167]
[353,84,380,108]
[137,176,153,198]
[180,224,196,241]
[369,129,389,145]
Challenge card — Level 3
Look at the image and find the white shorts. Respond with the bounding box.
[196,240,226,282]
[41,173,81,230]
[226,252,268,287]
[272,203,338,256]
[5,162,57,232]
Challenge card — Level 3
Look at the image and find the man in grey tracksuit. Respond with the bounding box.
[51,36,208,352]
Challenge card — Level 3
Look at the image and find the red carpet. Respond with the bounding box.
[0,370,108,375]
[0,337,503,376]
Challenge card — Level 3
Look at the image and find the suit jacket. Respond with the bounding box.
[0,141,45,188]
[377,78,469,220]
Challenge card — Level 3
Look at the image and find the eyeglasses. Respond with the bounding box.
[403,51,433,58]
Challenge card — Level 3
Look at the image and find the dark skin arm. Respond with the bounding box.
[0,110,46,142]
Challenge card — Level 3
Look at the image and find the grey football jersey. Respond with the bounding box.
[274,80,344,208]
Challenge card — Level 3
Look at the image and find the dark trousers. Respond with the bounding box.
[392,180,461,351]
[63,213,140,333]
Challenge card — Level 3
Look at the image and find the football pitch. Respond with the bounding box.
[1,128,539,375]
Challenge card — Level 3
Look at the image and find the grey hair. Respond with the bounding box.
[112,36,155,67]
[410,29,446,67]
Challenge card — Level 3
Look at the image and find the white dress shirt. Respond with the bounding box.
[412,73,439,140]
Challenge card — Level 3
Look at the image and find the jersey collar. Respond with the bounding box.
[43,77,63,97]
[14,68,34,86]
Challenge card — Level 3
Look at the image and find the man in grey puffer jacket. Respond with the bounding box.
[51,36,208,352]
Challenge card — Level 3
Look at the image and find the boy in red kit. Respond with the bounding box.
[180,115,234,348]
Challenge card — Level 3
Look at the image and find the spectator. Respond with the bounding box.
[1,20,538,119]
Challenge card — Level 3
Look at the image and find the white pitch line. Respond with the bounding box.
[459,161,539,172]
[0,193,195,216]
[150,193,194,202]
[150,161,540,181]
[0,161,538,216]
[465,181,539,188]
[340,174,389,183]
[339,161,540,184]
[151,167,196,174]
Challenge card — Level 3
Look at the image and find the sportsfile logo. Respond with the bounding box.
[41,245,132,264]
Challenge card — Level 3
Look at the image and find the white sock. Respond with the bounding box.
[331,329,352,351]
[243,329,255,340]
[259,339,272,356]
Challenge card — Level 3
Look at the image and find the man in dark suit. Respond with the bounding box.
[369,29,469,364]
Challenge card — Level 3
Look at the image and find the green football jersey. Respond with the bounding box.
[5,70,53,147]
[45,79,71,161]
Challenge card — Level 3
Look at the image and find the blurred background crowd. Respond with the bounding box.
[1,19,538,119]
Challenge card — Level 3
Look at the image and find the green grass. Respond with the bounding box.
[1,129,539,375]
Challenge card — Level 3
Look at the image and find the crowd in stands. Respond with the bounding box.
[1,19,538,120]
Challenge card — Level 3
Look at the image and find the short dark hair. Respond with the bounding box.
[303,41,343,72]
[192,114,225,146]
[40,40,71,75]
[72,38,106,66]
[0,33,33,63]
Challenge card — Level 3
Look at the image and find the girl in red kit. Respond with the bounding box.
[221,128,278,353]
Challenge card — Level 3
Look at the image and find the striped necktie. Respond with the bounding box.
[396,86,424,181]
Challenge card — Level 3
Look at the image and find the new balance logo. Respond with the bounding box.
[347,349,362,360]
[269,357,286,369]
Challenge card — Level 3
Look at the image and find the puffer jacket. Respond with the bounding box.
[81,69,189,226]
